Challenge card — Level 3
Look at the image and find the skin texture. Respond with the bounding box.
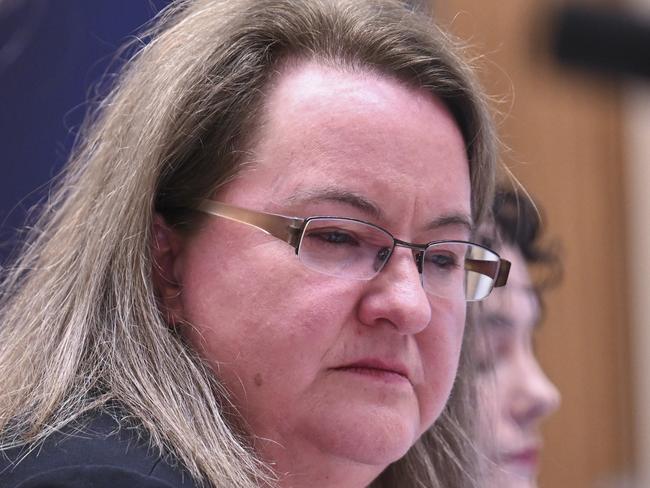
[474,245,561,488]
[154,60,472,488]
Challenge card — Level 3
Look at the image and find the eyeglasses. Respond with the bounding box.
[195,200,510,302]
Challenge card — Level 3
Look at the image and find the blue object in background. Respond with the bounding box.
[0,0,170,264]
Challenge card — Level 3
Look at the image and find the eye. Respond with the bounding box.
[426,252,460,269]
[376,247,391,261]
[307,229,360,246]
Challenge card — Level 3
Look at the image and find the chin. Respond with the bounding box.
[507,478,537,488]
[301,403,421,466]
[493,471,538,488]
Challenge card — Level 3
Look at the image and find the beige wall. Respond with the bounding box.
[623,0,650,483]
[432,1,635,486]
[626,81,650,488]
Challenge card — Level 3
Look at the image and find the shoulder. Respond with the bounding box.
[5,465,180,488]
[0,411,199,488]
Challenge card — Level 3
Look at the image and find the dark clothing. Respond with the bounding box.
[0,412,198,487]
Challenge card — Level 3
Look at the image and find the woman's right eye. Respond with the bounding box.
[426,252,459,270]
[309,230,359,246]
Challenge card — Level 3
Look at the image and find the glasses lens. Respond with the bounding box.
[422,242,500,301]
[297,218,393,280]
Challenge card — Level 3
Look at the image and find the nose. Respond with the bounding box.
[356,247,433,334]
[510,354,561,427]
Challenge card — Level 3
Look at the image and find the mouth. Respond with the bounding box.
[333,359,411,385]
[499,446,540,474]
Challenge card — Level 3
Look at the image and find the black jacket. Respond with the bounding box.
[0,412,198,487]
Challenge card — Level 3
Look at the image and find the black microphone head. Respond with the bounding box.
[551,5,650,80]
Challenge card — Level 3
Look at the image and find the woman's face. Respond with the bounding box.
[158,60,472,485]
[475,244,561,488]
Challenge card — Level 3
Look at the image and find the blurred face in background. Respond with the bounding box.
[474,244,561,488]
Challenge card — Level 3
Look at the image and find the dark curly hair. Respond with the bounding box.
[483,187,562,290]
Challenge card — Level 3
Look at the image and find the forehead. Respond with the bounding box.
[222,60,471,227]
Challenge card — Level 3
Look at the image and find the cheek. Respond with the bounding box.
[416,301,466,428]
[178,239,362,401]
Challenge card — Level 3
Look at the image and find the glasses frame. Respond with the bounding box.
[196,200,510,299]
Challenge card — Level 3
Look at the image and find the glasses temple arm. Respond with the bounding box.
[465,258,511,288]
[197,200,304,248]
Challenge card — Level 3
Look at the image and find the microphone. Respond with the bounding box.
[550,5,650,81]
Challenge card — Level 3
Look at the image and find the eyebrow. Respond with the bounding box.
[425,214,474,234]
[285,186,473,233]
[285,187,383,219]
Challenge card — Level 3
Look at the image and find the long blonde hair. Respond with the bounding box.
[0,1,497,486]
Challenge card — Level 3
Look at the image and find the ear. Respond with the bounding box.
[151,213,185,326]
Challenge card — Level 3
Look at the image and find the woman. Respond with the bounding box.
[0,1,509,486]
[475,189,561,487]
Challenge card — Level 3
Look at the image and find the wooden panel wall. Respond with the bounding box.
[431,1,634,486]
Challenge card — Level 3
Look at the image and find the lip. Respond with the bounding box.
[499,446,540,472]
[333,358,412,384]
